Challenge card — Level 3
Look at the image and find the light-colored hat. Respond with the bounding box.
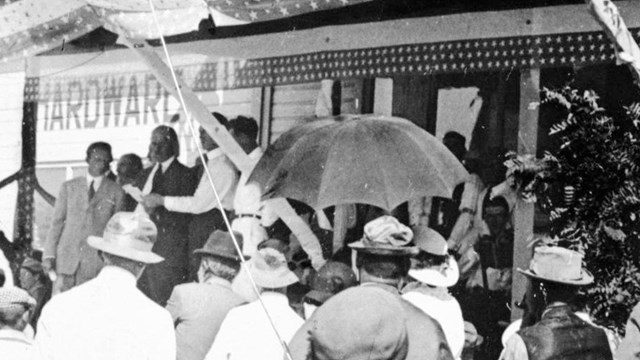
[408,226,459,287]
[307,286,409,360]
[0,287,36,310]
[88,212,164,264]
[349,216,418,256]
[247,247,298,288]
[517,246,593,285]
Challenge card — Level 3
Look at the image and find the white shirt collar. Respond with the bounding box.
[86,173,104,189]
[158,156,175,173]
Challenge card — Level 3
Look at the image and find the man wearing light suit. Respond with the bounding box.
[43,142,125,294]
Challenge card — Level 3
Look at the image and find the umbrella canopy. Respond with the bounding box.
[249,115,468,211]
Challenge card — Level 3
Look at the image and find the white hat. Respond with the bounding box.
[247,247,298,288]
[518,246,593,285]
[88,212,164,264]
[408,226,459,287]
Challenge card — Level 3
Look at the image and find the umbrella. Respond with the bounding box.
[249,114,468,211]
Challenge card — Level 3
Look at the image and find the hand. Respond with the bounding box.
[142,193,164,209]
[42,258,56,274]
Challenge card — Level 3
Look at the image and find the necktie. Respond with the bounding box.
[151,165,164,194]
[88,180,95,201]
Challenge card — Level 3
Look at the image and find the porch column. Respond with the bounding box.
[512,68,540,320]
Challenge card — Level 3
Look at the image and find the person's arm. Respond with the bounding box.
[164,161,238,214]
[43,183,68,273]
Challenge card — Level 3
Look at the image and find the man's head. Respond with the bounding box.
[88,212,164,278]
[482,194,510,236]
[356,253,411,287]
[86,142,113,177]
[229,116,259,152]
[193,230,244,283]
[19,257,45,290]
[116,153,143,186]
[149,126,179,164]
[199,112,229,152]
[0,287,35,331]
[443,131,467,162]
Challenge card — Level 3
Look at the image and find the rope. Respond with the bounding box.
[145,2,294,359]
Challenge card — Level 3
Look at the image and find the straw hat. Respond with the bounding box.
[307,286,409,360]
[247,247,298,288]
[88,212,164,264]
[349,216,418,256]
[0,287,36,310]
[517,246,593,285]
[194,230,246,262]
[408,226,459,287]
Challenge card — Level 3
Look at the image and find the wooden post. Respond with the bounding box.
[512,68,540,320]
[373,78,393,116]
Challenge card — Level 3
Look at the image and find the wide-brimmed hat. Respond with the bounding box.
[88,212,164,264]
[517,246,593,285]
[194,230,246,262]
[408,226,459,287]
[349,216,418,256]
[305,261,358,305]
[307,286,409,360]
[247,247,298,288]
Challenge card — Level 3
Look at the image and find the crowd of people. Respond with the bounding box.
[2,116,640,360]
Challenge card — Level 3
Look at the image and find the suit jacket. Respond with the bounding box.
[44,176,124,277]
[136,160,197,267]
[166,278,245,360]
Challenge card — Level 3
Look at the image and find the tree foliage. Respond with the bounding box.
[536,86,640,333]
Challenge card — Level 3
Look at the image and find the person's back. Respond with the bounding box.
[33,266,175,360]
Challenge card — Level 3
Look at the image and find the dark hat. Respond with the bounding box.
[194,230,246,262]
[349,216,418,256]
[305,261,358,305]
[21,257,44,274]
[308,286,409,360]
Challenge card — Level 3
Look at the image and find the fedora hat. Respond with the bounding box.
[88,212,164,264]
[349,216,418,256]
[307,286,409,360]
[408,226,459,287]
[247,247,298,288]
[194,230,246,262]
[305,261,358,305]
[517,246,593,285]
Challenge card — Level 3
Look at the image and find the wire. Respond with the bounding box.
[145,2,294,360]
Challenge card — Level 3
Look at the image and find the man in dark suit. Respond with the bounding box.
[43,142,125,294]
[166,230,246,360]
[136,125,197,306]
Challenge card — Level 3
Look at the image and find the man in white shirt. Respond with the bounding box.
[0,287,35,360]
[43,142,125,294]
[144,114,240,281]
[205,246,303,360]
[32,212,176,360]
[229,116,268,257]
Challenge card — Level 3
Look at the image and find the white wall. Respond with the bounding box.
[0,70,25,237]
